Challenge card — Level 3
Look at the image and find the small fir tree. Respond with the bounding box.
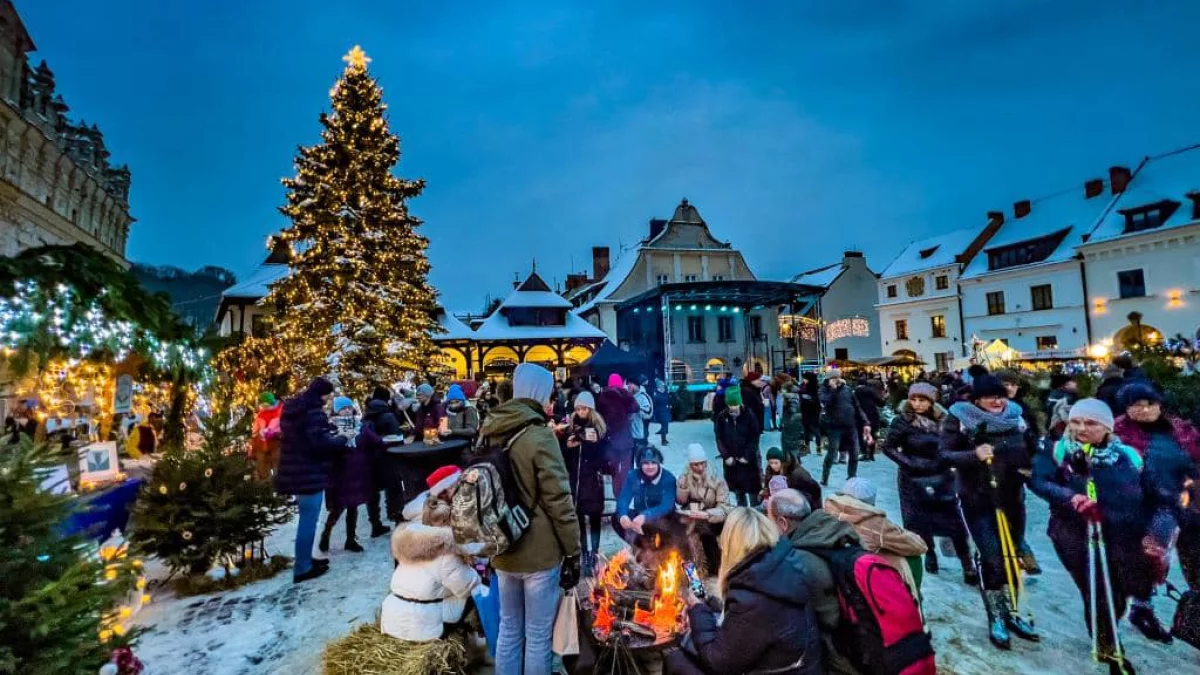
[130,407,292,576]
[266,46,440,398]
[0,438,139,674]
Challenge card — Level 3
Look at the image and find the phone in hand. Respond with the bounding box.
[683,561,706,599]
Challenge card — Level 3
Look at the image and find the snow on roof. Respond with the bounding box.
[575,247,640,314]
[472,310,607,341]
[433,311,475,341]
[790,262,844,289]
[1085,146,1200,245]
[961,189,1114,279]
[499,289,573,310]
[879,228,978,279]
[221,261,289,300]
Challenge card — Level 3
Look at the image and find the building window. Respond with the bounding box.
[935,275,949,290]
[1122,201,1178,235]
[1036,336,1058,350]
[934,352,953,372]
[986,228,1071,271]
[656,274,669,285]
[986,291,1006,315]
[712,275,724,281]
[749,316,764,340]
[834,348,849,361]
[683,274,697,282]
[687,316,706,343]
[1031,284,1053,311]
[250,314,266,337]
[1118,269,1146,299]
[886,285,898,298]
[717,316,734,342]
[930,314,946,338]
[894,319,909,340]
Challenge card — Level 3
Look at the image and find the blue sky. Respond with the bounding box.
[21,1,1200,310]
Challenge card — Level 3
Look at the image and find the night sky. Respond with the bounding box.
[20,1,1200,310]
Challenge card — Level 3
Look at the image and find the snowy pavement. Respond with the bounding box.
[132,420,1197,674]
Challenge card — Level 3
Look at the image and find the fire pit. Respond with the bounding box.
[589,547,686,650]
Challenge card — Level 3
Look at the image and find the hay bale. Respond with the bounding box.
[322,624,468,675]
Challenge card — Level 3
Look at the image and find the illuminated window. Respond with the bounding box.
[895,320,909,340]
[931,315,946,338]
[1036,336,1058,350]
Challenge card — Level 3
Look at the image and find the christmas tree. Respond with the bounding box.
[0,438,140,674]
[266,45,440,398]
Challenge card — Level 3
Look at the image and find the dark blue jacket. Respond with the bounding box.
[616,466,677,523]
[274,393,348,496]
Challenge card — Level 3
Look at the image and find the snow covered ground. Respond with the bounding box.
[132,420,1197,674]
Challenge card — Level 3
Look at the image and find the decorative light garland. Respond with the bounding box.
[825,317,871,342]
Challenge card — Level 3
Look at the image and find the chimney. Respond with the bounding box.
[1109,166,1132,194]
[1188,192,1200,220]
[842,250,864,267]
[564,272,589,293]
[591,246,610,281]
[1013,200,1031,219]
[1084,178,1104,199]
[987,210,1005,226]
[648,218,667,241]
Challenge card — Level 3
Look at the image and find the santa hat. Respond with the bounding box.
[426,465,462,496]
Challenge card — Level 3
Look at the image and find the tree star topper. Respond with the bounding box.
[343,45,371,70]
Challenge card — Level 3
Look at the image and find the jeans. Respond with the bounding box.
[821,426,860,483]
[496,566,561,675]
[294,491,324,576]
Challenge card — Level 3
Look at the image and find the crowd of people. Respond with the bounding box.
[260,353,1196,675]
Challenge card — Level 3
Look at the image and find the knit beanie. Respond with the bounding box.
[446,384,467,402]
[907,382,939,402]
[840,477,878,506]
[305,377,334,399]
[513,363,555,403]
[637,445,664,465]
[607,373,625,388]
[259,392,277,406]
[1120,382,1162,409]
[574,391,596,410]
[425,465,462,496]
[827,368,842,380]
[416,383,435,398]
[371,386,392,402]
[1068,398,1115,431]
[970,375,1006,400]
[687,443,707,464]
[724,386,743,407]
[993,369,1020,385]
[766,447,786,462]
[332,396,355,413]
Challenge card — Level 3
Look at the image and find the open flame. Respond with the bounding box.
[592,548,685,640]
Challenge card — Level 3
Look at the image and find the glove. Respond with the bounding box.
[1142,537,1170,584]
[1070,494,1101,522]
[560,554,581,590]
[724,457,735,466]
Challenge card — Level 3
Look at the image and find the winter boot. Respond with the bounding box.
[983,590,1012,650]
[1129,602,1172,644]
[924,552,939,575]
[318,524,332,553]
[344,538,364,553]
[370,523,390,538]
[1017,542,1042,576]
[1098,650,1137,675]
[962,558,980,586]
[997,589,1039,642]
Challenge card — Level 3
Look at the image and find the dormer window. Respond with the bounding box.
[1121,200,1179,234]
[918,245,940,259]
[986,228,1070,271]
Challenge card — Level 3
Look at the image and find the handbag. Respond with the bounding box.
[553,591,580,656]
[1167,582,1200,650]
[908,471,957,504]
[472,584,500,658]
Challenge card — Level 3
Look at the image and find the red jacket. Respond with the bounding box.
[251,404,282,454]
[1115,414,1200,464]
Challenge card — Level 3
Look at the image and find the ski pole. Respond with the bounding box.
[1094,519,1126,666]
[1088,520,1099,662]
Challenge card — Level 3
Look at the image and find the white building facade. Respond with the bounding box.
[791,251,882,363]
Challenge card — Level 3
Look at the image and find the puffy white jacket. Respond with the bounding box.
[380,523,481,642]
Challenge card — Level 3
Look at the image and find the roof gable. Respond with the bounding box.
[880,228,978,279]
[644,199,732,250]
[1084,146,1200,245]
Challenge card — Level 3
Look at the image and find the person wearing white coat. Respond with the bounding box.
[380,507,481,642]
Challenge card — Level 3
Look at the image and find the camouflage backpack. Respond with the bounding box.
[451,425,535,557]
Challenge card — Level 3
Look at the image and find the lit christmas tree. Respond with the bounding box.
[266,46,440,397]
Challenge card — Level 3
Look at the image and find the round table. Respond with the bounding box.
[381,437,471,519]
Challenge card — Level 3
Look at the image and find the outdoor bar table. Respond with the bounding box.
[381,436,470,516]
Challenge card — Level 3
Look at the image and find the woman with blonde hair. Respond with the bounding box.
[667,507,819,675]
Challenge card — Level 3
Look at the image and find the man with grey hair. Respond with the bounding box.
[483,363,581,675]
[768,489,862,675]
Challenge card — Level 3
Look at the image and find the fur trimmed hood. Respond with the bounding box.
[391,522,457,563]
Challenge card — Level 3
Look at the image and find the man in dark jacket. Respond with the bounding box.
[854,379,886,461]
[362,386,400,534]
[740,372,767,431]
[820,369,870,486]
[484,363,581,675]
[613,445,678,545]
[770,488,862,675]
[275,377,347,583]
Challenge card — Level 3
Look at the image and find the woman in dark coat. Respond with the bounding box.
[320,398,377,553]
[276,377,347,583]
[938,375,1038,649]
[779,380,808,459]
[652,379,672,446]
[740,373,767,431]
[761,446,821,513]
[799,372,822,455]
[882,382,975,581]
[855,379,886,460]
[667,507,820,675]
[1031,398,1172,675]
[595,373,638,499]
[363,386,402,531]
[715,387,762,507]
[562,391,608,573]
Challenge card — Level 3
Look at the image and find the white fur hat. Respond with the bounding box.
[687,443,708,464]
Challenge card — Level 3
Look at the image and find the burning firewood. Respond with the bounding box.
[613,619,658,641]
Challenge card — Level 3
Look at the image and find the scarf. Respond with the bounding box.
[949,400,1026,434]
